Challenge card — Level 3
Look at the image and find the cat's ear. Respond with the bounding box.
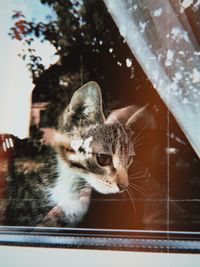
[61,81,105,130]
[125,105,150,130]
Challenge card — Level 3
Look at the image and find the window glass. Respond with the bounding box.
[0,0,200,235]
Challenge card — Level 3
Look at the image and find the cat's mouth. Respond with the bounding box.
[73,173,122,195]
[84,177,119,194]
[93,185,119,194]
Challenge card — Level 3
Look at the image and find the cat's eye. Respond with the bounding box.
[96,154,113,167]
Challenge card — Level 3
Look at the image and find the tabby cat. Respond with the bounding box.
[4,81,145,227]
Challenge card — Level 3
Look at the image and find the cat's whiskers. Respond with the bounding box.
[131,131,154,152]
[129,168,150,182]
[125,187,136,215]
[129,170,146,176]
[128,175,149,184]
[128,182,148,198]
[132,133,148,146]
[129,173,147,180]
[134,141,150,149]
[132,119,152,146]
[118,190,125,220]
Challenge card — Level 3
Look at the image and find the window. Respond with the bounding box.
[0,0,200,253]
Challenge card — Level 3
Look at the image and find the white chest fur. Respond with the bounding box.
[49,157,91,225]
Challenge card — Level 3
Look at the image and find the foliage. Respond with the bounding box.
[9,0,147,127]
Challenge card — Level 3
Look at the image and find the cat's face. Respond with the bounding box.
[58,123,134,194]
[57,82,138,194]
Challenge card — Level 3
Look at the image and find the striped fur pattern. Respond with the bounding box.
[4,81,142,227]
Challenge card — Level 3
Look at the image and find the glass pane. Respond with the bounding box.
[0,0,199,235]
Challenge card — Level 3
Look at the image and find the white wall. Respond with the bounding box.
[0,246,200,267]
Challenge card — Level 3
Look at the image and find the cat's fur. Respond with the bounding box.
[4,81,145,227]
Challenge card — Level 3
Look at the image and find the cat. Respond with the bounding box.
[3,81,146,227]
